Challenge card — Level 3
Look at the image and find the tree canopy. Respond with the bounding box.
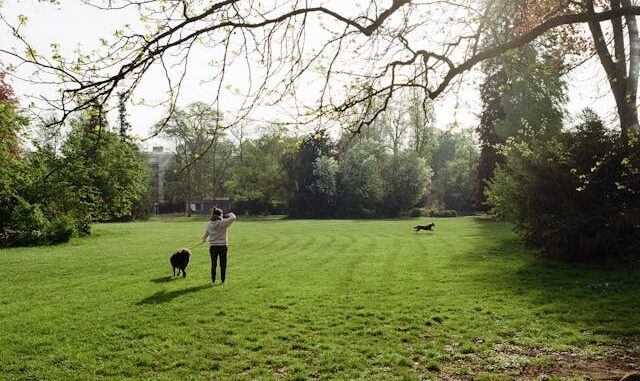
[2,0,640,138]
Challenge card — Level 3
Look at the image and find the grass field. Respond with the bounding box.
[0,217,638,380]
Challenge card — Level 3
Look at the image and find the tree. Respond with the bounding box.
[586,0,639,143]
[117,92,132,142]
[382,151,431,216]
[485,110,640,260]
[477,57,507,210]
[0,74,29,229]
[337,139,386,217]
[476,1,567,209]
[53,111,150,222]
[0,73,16,104]
[283,130,335,218]
[408,92,437,162]
[311,155,340,212]
[226,134,295,214]
[431,128,479,212]
[4,0,640,142]
[154,102,223,216]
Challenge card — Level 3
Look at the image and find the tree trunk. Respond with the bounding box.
[587,0,640,144]
[623,0,640,136]
[186,166,192,218]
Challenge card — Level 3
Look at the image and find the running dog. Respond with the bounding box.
[170,248,192,278]
[413,223,435,232]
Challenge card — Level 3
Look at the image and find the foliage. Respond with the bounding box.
[337,139,386,217]
[130,188,153,220]
[477,55,507,210]
[226,134,294,214]
[476,1,568,210]
[284,130,335,218]
[155,102,227,215]
[486,111,640,260]
[495,46,566,140]
[5,108,151,246]
[431,129,479,213]
[0,72,16,104]
[311,155,339,205]
[46,214,76,244]
[10,0,638,142]
[7,197,47,245]
[408,94,437,160]
[382,151,432,216]
[0,102,29,229]
[56,114,150,221]
[408,208,423,217]
[428,209,458,218]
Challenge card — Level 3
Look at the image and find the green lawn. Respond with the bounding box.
[0,217,638,380]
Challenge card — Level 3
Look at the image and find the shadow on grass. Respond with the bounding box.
[136,284,211,305]
[150,276,175,283]
[470,218,640,337]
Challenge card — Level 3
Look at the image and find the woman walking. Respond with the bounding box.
[202,208,236,284]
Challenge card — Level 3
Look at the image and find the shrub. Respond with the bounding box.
[486,111,640,261]
[46,215,76,244]
[428,209,458,218]
[75,214,92,236]
[8,198,48,245]
[130,190,153,220]
[359,208,378,219]
[408,208,423,217]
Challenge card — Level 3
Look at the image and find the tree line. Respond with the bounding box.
[0,79,150,246]
[2,0,639,261]
[0,81,478,246]
[157,98,477,219]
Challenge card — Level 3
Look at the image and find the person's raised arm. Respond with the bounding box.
[218,212,236,227]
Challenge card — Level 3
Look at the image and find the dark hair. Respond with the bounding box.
[211,207,223,219]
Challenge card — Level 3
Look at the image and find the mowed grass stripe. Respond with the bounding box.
[1,217,639,380]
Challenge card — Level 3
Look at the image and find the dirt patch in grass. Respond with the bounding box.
[436,340,640,381]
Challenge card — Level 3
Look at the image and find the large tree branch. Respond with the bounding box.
[431,5,640,99]
[6,0,640,136]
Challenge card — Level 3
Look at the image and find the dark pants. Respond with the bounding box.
[209,245,228,283]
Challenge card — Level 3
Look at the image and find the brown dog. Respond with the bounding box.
[170,248,192,278]
[413,223,435,232]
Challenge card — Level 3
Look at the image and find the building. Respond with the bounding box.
[148,146,172,213]
[148,146,232,215]
[196,198,231,214]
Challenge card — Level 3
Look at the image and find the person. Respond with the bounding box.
[202,207,236,284]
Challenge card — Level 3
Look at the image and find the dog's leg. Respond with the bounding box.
[173,267,176,277]
[182,269,187,278]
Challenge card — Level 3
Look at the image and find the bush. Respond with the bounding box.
[130,190,153,220]
[428,209,458,218]
[359,208,378,219]
[408,208,423,217]
[46,215,76,244]
[486,112,640,261]
[8,198,48,245]
[75,214,92,236]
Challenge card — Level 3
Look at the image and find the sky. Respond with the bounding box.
[1,1,619,151]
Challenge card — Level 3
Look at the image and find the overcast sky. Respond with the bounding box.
[1,1,619,150]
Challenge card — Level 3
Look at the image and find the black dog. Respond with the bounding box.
[170,248,192,278]
[413,223,435,232]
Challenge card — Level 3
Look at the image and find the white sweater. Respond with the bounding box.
[203,213,236,246]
